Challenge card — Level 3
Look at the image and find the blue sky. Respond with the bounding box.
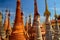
[0,0,60,25]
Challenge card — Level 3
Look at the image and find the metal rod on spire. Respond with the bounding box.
[54,0,57,17]
[45,0,48,10]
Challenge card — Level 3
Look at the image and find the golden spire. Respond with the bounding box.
[44,0,50,16]
[9,0,26,40]
[45,0,48,10]
[44,0,52,40]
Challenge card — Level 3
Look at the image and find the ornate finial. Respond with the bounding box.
[44,0,50,16]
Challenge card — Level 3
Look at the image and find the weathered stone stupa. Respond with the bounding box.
[31,0,42,40]
[44,0,52,40]
[3,9,12,40]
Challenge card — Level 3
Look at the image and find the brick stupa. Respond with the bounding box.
[9,0,26,40]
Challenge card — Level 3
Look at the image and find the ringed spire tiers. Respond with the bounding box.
[9,0,26,40]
